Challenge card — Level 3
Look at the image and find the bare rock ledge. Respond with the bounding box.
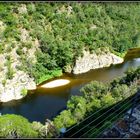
[72,50,124,74]
[0,71,36,103]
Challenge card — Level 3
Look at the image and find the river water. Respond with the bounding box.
[0,48,140,123]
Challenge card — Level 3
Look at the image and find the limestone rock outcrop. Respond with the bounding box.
[0,43,37,103]
[0,71,36,102]
[72,50,124,74]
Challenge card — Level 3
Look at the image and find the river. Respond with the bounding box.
[0,48,140,124]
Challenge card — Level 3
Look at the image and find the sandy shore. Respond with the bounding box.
[40,79,70,88]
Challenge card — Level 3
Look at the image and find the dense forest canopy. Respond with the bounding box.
[0,2,140,83]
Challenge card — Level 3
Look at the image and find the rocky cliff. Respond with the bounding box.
[0,19,37,102]
[0,48,36,102]
[72,50,124,74]
[0,71,36,102]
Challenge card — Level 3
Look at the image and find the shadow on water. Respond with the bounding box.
[0,48,140,123]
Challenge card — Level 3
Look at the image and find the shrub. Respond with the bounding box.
[53,110,77,131]
[0,44,4,54]
[16,48,23,56]
[20,88,27,96]
[5,58,15,80]
[2,79,6,87]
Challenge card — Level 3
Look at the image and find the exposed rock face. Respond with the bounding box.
[0,70,36,102]
[18,4,27,14]
[0,24,39,103]
[57,5,73,16]
[20,28,30,42]
[72,50,124,74]
[0,21,6,33]
[0,45,37,103]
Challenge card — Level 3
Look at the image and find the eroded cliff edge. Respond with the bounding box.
[72,50,124,74]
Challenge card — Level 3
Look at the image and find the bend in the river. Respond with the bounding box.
[0,48,140,123]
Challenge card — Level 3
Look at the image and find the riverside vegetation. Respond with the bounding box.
[1,2,140,138]
[53,67,140,133]
[1,66,140,138]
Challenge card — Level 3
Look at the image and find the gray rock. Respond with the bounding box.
[72,50,124,74]
[0,71,36,102]
[18,4,27,14]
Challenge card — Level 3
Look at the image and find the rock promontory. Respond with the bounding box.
[72,50,124,74]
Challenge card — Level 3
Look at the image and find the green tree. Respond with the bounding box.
[67,96,87,121]
[53,110,76,131]
[101,92,116,107]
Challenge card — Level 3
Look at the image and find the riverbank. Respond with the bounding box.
[0,48,138,103]
[1,52,140,123]
[71,47,140,75]
[0,50,126,103]
[53,66,140,136]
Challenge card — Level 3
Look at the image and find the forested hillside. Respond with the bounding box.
[1,2,140,83]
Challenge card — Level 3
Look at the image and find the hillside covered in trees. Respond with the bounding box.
[1,2,140,84]
[1,2,140,138]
